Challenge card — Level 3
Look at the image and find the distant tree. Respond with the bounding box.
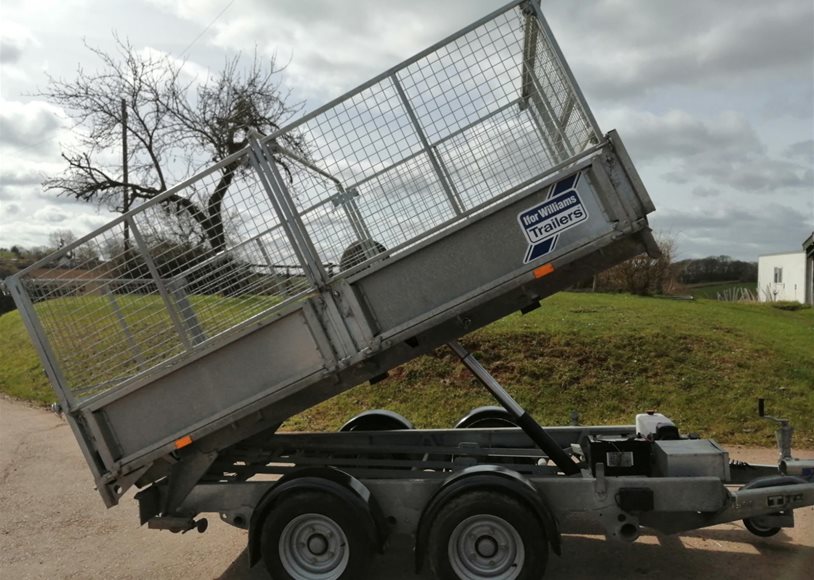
[48,229,77,251]
[44,229,103,268]
[1,245,46,277]
[676,255,757,285]
[595,236,677,296]
[39,38,305,254]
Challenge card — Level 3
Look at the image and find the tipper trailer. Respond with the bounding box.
[6,1,813,578]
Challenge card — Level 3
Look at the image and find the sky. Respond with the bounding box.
[0,0,812,261]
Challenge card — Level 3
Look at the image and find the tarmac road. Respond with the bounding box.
[1,396,813,579]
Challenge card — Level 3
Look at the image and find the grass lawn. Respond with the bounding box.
[285,293,814,447]
[3,292,281,400]
[1,292,812,446]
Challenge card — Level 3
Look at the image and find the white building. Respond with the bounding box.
[757,232,814,304]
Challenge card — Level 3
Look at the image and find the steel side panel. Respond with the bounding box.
[534,477,727,514]
[95,231,650,487]
[355,163,620,333]
[97,309,325,458]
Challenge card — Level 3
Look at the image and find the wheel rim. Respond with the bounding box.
[448,514,524,580]
[745,518,779,533]
[749,520,770,532]
[278,513,350,580]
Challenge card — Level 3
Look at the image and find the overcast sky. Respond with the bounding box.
[1,0,812,260]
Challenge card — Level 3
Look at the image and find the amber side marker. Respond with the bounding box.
[533,263,555,278]
[175,435,193,450]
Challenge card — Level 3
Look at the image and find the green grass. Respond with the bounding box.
[285,293,814,447]
[2,293,281,400]
[2,293,812,446]
[0,307,56,403]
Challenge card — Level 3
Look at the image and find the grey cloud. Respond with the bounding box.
[217,0,494,42]
[0,40,22,64]
[663,172,691,185]
[170,0,504,96]
[152,0,814,119]
[611,109,811,194]
[0,184,85,207]
[761,85,814,120]
[651,204,812,259]
[607,110,762,163]
[0,104,62,152]
[785,139,814,165]
[4,203,21,216]
[33,206,69,224]
[664,153,811,194]
[546,0,814,100]
[0,22,37,65]
[692,186,719,199]
[0,166,43,187]
[36,190,91,206]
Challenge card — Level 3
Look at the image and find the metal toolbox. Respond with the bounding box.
[654,440,731,481]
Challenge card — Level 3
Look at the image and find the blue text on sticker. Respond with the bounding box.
[517,173,588,264]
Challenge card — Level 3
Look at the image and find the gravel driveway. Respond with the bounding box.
[2,396,812,579]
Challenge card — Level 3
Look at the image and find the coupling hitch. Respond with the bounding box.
[758,398,814,481]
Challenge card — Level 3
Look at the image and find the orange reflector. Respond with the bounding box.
[533,263,555,278]
[175,435,193,450]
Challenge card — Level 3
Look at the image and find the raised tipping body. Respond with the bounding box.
[6,0,655,505]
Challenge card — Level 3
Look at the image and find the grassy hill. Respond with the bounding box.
[1,293,812,446]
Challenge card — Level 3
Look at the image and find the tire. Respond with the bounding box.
[428,490,548,580]
[260,490,374,580]
[743,517,781,537]
[340,410,414,432]
[739,476,804,539]
[455,406,518,429]
[338,410,416,469]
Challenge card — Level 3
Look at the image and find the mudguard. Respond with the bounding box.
[414,465,561,573]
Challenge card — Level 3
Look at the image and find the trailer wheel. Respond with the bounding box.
[428,490,547,580]
[260,490,374,580]
[455,406,518,429]
[340,409,414,431]
[739,475,804,539]
[743,517,781,537]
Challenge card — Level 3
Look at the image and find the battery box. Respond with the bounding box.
[582,436,653,477]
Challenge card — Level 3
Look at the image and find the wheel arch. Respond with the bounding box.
[339,409,414,431]
[454,406,518,429]
[247,467,387,567]
[414,465,561,573]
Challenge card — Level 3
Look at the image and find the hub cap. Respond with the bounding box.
[279,513,349,580]
[448,514,524,580]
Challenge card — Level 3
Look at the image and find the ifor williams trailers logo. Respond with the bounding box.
[517,172,588,264]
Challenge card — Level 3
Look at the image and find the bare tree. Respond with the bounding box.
[595,235,677,296]
[47,229,77,251]
[40,38,305,253]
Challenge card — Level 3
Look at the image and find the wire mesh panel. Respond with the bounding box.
[14,149,312,401]
[10,0,601,405]
[260,0,600,273]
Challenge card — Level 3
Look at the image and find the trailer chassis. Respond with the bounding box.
[136,348,814,579]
